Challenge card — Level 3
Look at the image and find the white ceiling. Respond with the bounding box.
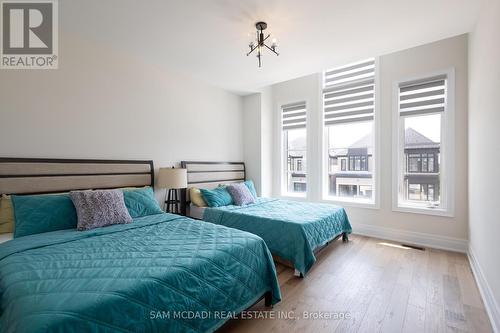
[63,0,484,95]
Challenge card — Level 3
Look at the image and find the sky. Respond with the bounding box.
[404,113,441,142]
[328,121,373,149]
[288,113,440,151]
[287,128,306,150]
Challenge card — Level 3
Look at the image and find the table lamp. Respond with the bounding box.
[157,167,187,213]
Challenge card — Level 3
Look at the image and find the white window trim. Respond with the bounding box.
[279,100,308,198]
[391,68,455,217]
[321,57,381,210]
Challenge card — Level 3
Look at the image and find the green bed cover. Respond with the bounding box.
[0,213,281,333]
[203,198,352,276]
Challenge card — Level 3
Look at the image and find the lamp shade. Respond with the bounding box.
[157,168,187,189]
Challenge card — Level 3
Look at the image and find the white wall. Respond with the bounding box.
[242,93,262,195]
[260,34,469,250]
[468,0,500,330]
[372,34,469,243]
[0,32,244,201]
[260,86,274,197]
[242,87,275,198]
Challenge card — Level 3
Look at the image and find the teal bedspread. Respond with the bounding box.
[203,198,352,276]
[0,214,281,333]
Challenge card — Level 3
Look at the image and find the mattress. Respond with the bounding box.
[0,233,13,244]
[0,213,281,333]
[188,204,206,220]
[203,198,352,276]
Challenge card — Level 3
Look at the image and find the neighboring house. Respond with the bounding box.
[403,128,440,202]
[286,134,307,193]
[323,127,440,201]
[288,152,306,192]
[328,134,374,198]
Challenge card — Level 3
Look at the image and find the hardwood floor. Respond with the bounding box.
[219,235,492,333]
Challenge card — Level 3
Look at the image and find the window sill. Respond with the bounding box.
[276,195,379,210]
[280,193,306,199]
[392,204,454,217]
[321,197,379,210]
[276,194,381,210]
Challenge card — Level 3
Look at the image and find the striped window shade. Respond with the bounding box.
[282,102,307,130]
[323,58,375,126]
[399,75,446,116]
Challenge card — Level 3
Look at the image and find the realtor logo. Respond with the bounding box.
[1,0,58,69]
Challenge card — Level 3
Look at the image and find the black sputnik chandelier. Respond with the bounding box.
[247,21,279,67]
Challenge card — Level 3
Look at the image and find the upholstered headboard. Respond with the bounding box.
[179,161,245,212]
[0,158,154,195]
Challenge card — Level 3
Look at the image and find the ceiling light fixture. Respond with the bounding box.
[247,21,279,67]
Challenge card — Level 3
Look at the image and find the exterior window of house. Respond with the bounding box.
[394,71,454,216]
[323,59,376,203]
[282,102,307,196]
[407,153,438,173]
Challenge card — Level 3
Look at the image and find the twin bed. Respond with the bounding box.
[0,158,352,332]
[181,161,352,277]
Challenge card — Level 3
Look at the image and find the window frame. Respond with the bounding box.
[392,68,455,217]
[280,101,308,198]
[321,58,380,209]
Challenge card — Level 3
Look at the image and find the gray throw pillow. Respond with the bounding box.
[70,190,132,231]
[227,183,255,206]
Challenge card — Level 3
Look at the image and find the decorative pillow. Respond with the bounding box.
[122,187,163,218]
[227,183,256,206]
[200,187,233,207]
[11,194,77,238]
[244,180,258,198]
[70,190,132,231]
[0,195,14,233]
[189,187,207,207]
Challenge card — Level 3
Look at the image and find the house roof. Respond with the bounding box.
[329,127,439,157]
[404,127,440,149]
[288,152,304,158]
[349,133,373,149]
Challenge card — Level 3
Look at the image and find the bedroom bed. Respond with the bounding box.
[181,161,352,277]
[0,158,281,333]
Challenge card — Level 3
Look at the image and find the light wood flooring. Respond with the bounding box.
[219,235,492,333]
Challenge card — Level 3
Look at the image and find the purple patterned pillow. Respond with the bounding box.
[227,183,255,206]
[70,190,132,231]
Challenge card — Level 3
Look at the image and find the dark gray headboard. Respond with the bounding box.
[0,158,154,195]
[181,161,245,188]
[179,161,245,211]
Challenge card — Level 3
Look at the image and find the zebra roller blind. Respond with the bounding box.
[282,101,307,130]
[323,59,375,125]
[399,75,446,116]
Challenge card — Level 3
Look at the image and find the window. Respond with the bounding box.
[346,155,368,171]
[394,71,454,215]
[323,59,376,203]
[407,152,437,173]
[282,102,307,195]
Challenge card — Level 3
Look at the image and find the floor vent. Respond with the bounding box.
[401,244,425,251]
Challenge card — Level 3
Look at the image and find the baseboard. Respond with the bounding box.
[468,247,500,333]
[352,223,468,253]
